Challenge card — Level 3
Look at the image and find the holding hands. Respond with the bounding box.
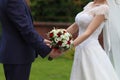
[44,28,74,60]
[44,39,63,60]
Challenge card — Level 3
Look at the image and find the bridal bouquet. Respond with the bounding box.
[48,28,73,51]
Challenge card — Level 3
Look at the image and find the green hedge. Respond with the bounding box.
[30,0,89,22]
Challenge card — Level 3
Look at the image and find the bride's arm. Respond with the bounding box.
[66,22,79,35]
[73,15,105,47]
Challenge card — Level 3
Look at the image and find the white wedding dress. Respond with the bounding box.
[70,2,119,80]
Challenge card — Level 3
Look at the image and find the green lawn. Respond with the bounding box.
[0,57,73,80]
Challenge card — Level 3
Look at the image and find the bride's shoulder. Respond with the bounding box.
[84,2,94,9]
[96,4,109,14]
[87,2,94,5]
[94,4,109,19]
[99,4,109,9]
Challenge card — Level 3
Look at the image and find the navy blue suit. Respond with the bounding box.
[0,0,51,80]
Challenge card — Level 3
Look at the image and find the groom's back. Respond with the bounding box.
[0,0,7,19]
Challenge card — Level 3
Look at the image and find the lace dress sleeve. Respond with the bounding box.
[84,2,94,10]
[94,5,109,19]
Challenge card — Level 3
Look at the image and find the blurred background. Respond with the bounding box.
[0,0,99,80]
[30,0,89,22]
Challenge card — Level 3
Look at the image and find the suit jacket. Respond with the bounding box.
[0,0,52,64]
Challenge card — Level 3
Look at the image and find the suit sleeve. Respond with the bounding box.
[6,0,52,58]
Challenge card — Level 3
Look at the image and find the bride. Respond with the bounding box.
[66,0,120,80]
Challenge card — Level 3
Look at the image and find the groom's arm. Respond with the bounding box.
[6,0,51,58]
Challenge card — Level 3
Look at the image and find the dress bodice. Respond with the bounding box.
[75,2,109,46]
[75,12,104,40]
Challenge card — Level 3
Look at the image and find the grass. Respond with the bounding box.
[0,64,5,80]
[0,57,73,80]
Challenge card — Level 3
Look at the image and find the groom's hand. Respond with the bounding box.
[44,39,51,47]
[48,49,62,60]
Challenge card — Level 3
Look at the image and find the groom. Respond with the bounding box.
[0,0,61,80]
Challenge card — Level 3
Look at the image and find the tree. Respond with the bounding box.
[30,0,89,22]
